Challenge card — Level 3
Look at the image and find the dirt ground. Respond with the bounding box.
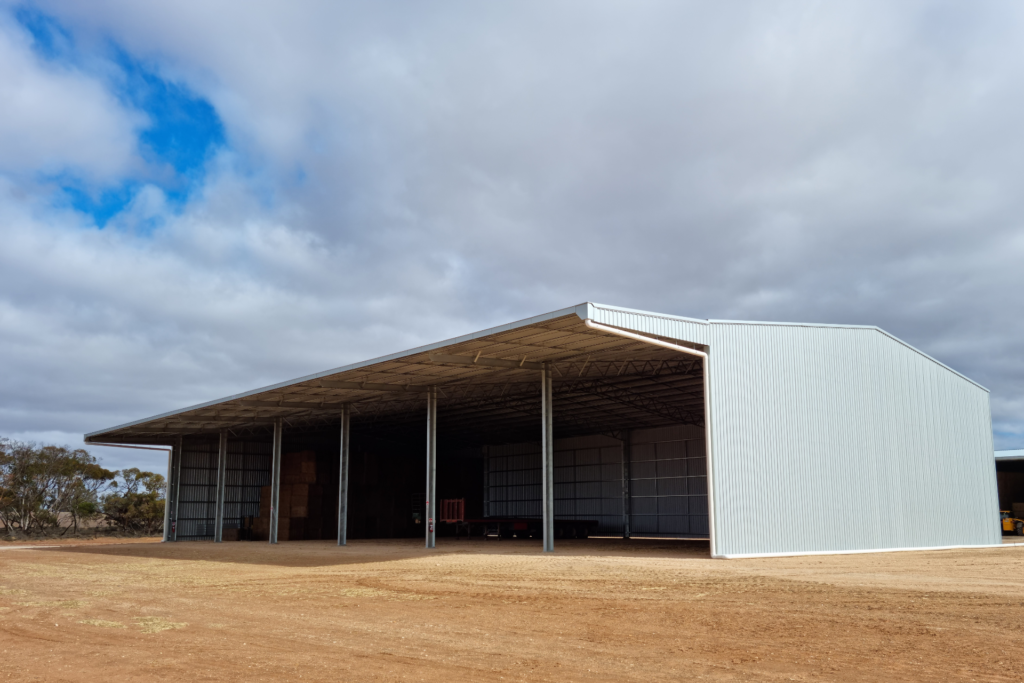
[2,538,1024,682]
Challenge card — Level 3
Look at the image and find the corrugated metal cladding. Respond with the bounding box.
[485,426,708,537]
[588,303,710,346]
[705,323,1000,557]
[487,435,623,534]
[176,439,271,540]
[630,425,708,537]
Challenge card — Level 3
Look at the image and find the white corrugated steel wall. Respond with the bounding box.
[705,323,999,556]
[591,306,1000,556]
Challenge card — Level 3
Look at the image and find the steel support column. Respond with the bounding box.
[482,445,490,518]
[541,364,554,553]
[269,418,283,544]
[171,436,183,541]
[337,405,351,546]
[162,443,175,542]
[214,430,227,543]
[425,386,437,549]
[621,430,632,539]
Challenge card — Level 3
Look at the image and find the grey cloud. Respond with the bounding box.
[1,1,1022,474]
[0,13,143,181]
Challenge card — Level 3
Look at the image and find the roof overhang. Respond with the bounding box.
[86,303,709,447]
[996,450,1024,462]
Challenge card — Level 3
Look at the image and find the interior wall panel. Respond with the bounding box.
[176,439,217,539]
[486,434,624,534]
[485,426,709,538]
[629,425,707,538]
[175,438,271,540]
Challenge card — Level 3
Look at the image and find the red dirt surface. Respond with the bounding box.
[0,537,160,549]
[1,538,1023,682]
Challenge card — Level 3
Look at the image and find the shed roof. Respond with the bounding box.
[85,302,980,445]
[86,303,707,445]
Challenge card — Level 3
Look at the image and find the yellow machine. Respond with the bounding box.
[1001,511,1024,535]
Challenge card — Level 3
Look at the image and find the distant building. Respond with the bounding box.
[996,450,1024,514]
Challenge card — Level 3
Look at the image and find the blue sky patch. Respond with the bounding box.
[15,8,227,228]
[114,49,226,181]
[60,182,140,228]
[15,6,73,61]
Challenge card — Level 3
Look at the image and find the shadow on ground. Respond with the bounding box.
[36,537,713,568]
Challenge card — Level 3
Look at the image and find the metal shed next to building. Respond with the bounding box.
[995,449,1024,517]
[85,302,1001,558]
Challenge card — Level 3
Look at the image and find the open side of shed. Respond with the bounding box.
[88,303,716,553]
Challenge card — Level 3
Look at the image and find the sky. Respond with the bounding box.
[1,0,1022,473]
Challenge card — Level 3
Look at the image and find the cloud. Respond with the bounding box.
[0,11,142,183]
[1,6,227,225]
[0,0,1023,471]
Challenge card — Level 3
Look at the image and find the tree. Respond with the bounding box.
[0,438,117,536]
[0,437,166,537]
[0,438,62,534]
[102,468,166,534]
[41,446,117,533]
[0,438,17,535]
[63,460,118,534]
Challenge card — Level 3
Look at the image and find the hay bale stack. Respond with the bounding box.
[283,451,317,485]
[251,451,324,541]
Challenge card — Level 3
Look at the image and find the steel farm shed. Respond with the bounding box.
[85,302,1001,558]
[995,449,1024,514]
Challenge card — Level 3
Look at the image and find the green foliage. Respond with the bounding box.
[0,437,161,536]
[102,468,166,534]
